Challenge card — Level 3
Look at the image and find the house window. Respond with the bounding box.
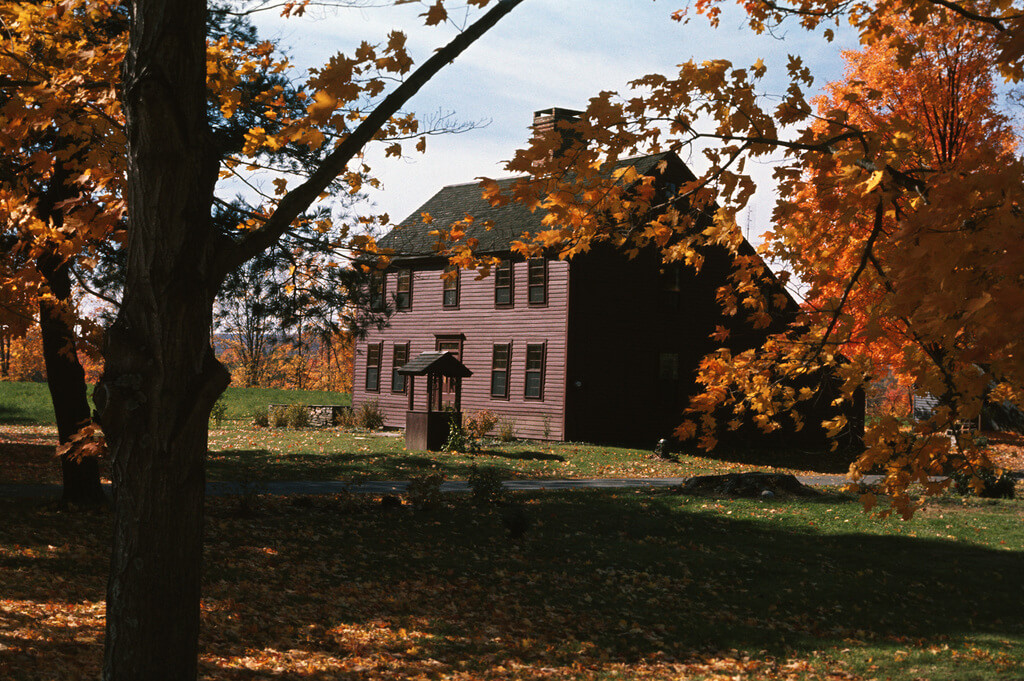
[365,342,382,392]
[395,269,412,309]
[369,271,385,312]
[494,259,513,307]
[524,343,545,399]
[443,265,459,308]
[659,353,679,381]
[527,259,547,305]
[661,266,681,292]
[391,343,409,393]
[435,335,463,360]
[490,343,511,399]
[659,266,682,311]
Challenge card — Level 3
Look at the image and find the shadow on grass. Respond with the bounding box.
[0,441,60,484]
[3,491,1022,679]
[191,493,1020,677]
[205,448,565,481]
[207,449,375,476]
[0,403,44,425]
[477,449,567,462]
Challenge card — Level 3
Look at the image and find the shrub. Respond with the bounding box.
[253,405,269,428]
[407,472,445,511]
[497,418,517,442]
[210,397,227,427]
[271,406,289,428]
[468,465,504,506]
[444,409,498,453]
[285,403,309,429]
[466,410,498,441]
[443,412,471,453]
[333,406,355,429]
[354,399,384,430]
[951,467,1016,499]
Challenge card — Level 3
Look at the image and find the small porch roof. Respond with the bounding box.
[397,351,472,377]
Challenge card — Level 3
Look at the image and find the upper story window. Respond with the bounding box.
[659,352,679,382]
[527,259,547,305]
[365,342,382,392]
[435,335,463,360]
[494,259,513,307]
[442,264,459,308]
[524,343,545,399]
[369,270,386,312]
[391,343,409,393]
[490,343,511,399]
[395,268,412,309]
[661,266,681,292]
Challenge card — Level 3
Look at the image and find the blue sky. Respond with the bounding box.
[252,1,858,236]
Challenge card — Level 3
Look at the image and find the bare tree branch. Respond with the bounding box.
[923,0,1024,29]
[219,0,524,277]
[810,195,885,357]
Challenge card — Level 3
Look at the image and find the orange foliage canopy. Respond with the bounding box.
[0,0,126,348]
[0,0,374,390]
[764,15,1021,512]
[482,4,1024,516]
[216,331,353,393]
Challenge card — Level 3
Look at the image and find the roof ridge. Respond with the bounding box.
[437,174,528,190]
[435,151,669,190]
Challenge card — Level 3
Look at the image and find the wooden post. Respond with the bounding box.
[454,377,462,411]
[408,375,415,411]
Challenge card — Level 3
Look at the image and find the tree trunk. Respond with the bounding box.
[100,0,522,675]
[37,255,106,507]
[0,332,9,377]
[99,0,227,678]
[34,156,106,507]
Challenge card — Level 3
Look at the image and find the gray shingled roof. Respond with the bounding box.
[379,152,690,256]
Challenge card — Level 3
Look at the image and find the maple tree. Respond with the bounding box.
[761,14,1021,512]
[215,330,355,392]
[0,0,311,505]
[0,325,47,381]
[0,0,125,505]
[14,0,1023,676]
[91,0,523,677]
[478,1,1024,518]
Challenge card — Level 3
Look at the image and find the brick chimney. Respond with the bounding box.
[531,107,584,160]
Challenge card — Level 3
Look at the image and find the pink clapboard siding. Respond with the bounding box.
[352,260,570,440]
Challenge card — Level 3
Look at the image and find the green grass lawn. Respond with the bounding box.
[212,385,350,424]
[0,380,349,426]
[2,489,1021,680]
[205,427,854,482]
[0,381,59,425]
[1,377,854,484]
[0,419,857,484]
[0,422,847,484]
